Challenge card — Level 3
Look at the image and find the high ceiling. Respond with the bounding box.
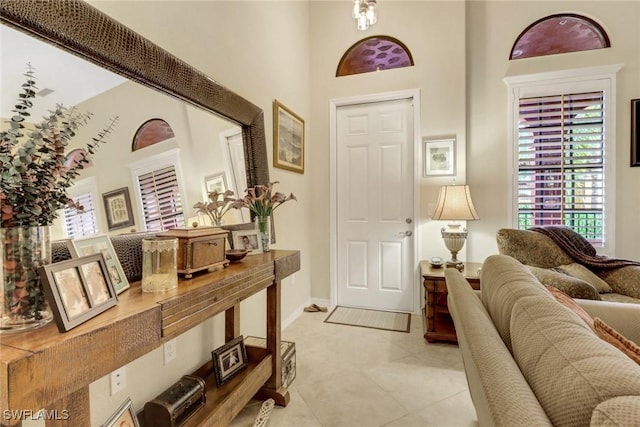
[1,25,126,121]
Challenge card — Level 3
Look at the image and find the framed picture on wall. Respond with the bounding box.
[273,100,305,174]
[424,138,456,176]
[204,172,228,194]
[102,187,135,231]
[632,99,639,167]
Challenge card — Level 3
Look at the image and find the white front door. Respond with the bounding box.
[336,98,415,312]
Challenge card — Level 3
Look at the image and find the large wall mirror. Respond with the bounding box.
[1,0,269,236]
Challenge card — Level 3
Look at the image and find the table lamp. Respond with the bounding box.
[431,185,479,268]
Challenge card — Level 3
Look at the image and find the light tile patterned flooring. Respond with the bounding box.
[230,311,478,427]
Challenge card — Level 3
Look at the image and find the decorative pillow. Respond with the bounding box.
[544,285,594,329]
[528,266,601,300]
[594,317,640,365]
[553,262,612,293]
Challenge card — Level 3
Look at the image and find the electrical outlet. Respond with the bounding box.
[110,367,126,395]
[164,338,177,364]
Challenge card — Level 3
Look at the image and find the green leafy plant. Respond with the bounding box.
[0,64,119,228]
[193,190,236,225]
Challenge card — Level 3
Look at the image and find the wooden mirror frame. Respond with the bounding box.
[0,0,269,189]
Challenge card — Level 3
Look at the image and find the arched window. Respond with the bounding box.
[64,148,93,169]
[337,35,413,77]
[132,118,175,151]
[510,14,610,60]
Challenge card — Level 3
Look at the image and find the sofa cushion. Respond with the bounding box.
[545,285,594,329]
[553,263,612,293]
[496,228,573,268]
[480,255,552,351]
[510,295,640,427]
[590,396,640,426]
[529,266,601,300]
[593,318,640,365]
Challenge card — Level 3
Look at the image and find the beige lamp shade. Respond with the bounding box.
[432,185,479,221]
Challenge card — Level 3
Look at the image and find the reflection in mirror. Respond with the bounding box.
[1,24,248,239]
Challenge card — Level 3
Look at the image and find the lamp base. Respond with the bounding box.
[440,227,468,271]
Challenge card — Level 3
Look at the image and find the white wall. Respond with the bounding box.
[309,0,468,300]
[466,1,640,262]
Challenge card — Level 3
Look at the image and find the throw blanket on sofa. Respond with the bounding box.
[530,226,640,270]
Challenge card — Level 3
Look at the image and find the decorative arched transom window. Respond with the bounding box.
[336,35,413,77]
[510,14,610,60]
[64,148,93,169]
[132,118,176,151]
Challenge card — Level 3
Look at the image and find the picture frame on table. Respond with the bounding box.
[101,397,140,427]
[212,336,248,387]
[67,234,130,294]
[39,254,118,333]
[232,229,263,254]
[102,187,135,231]
[221,222,255,249]
[631,99,639,167]
[424,138,456,177]
[273,100,305,174]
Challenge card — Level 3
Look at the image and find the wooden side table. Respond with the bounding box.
[421,261,482,344]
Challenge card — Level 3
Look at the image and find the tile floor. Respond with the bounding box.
[230,311,479,427]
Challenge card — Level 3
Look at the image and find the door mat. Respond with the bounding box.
[324,306,411,333]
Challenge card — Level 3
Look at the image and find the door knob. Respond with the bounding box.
[399,230,413,237]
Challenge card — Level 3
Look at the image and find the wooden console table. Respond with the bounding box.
[0,250,300,427]
[421,261,481,344]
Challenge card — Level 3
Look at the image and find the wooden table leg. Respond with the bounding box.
[255,279,290,407]
[225,304,240,342]
[44,386,90,427]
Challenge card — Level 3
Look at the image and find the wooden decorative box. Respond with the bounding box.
[245,336,296,389]
[144,374,206,427]
[157,227,229,278]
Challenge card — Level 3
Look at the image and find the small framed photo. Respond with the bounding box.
[68,234,130,294]
[632,99,639,167]
[232,229,262,254]
[39,253,118,332]
[102,397,140,427]
[424,138,456,176]
[221,222,255,249]
[204,172,228,194]
[212,336,248,387]
[273,100,305,174]
[102,187,135,231]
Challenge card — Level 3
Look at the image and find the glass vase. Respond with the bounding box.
[141,237,178,292]
[0,226,53,333]
[256,216,271,252]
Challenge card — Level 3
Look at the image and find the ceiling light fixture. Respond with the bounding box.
[352,0,377,31]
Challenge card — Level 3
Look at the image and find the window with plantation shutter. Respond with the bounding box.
[506,66,620,251]
[137,165,185,232]
[517,91,605,245]
[63,191,99,238]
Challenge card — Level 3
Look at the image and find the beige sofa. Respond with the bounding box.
[446,254,640,426]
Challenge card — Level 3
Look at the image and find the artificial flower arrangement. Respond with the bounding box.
[0,64,118,325]
[193,190,237,226]
[230,181,297,217]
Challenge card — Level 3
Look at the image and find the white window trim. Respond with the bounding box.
[504,64,622,255]
[64,176,102,237]
[128,148,188,232]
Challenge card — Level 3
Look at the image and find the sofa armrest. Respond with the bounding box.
[600,265,640,299]
[577,299,640,345]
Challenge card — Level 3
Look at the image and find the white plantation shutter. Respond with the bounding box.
[137,165,185,232]
[517,91,605,245]
[63,192,98,238]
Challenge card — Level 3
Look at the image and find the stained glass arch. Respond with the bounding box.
[337,35,414,77]
[132,118,176,151]
[510,14,610,60]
